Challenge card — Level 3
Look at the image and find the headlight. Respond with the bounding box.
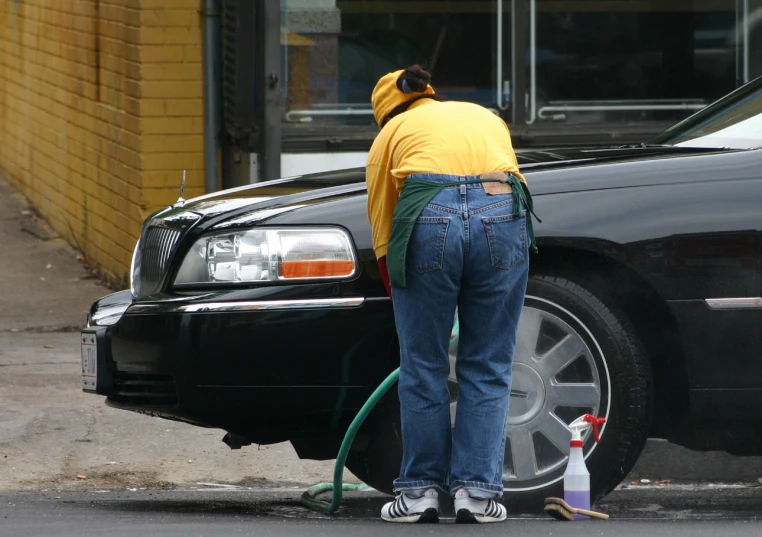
[174,227,357,285]
[130,238,141,297]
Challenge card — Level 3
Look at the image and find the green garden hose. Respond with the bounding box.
[300,366,400,513]
[300,316,461,514]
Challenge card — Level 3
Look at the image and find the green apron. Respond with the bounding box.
[386,172,539,288]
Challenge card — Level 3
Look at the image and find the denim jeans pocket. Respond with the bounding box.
[481,213,526,270]
[408,216,450,273]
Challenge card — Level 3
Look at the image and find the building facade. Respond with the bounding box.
[262,0,762,180]
[0,0,207,286]
[1,0,761,282]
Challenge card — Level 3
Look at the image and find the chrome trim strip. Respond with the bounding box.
[126,297,365,315]
[89,303,131,327]
[705,297,762,310]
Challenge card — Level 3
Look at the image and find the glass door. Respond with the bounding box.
[743,0,762,82]
[495,0,513,116]
[522,0,741,127]
[280,1,513,126]
[753,1,762,79]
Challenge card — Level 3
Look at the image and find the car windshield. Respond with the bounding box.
[649,76,762,150]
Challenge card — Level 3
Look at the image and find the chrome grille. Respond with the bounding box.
[138,226,181,297]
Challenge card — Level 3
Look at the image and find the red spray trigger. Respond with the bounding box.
[582,414,606,443]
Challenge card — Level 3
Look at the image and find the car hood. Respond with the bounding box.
[153,145,741,227]
[517,145,744,194]
[148,169,369,230]
[516,144,738,172]
[178,170,367,216]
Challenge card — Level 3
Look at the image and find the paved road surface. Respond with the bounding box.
[2,484,762,537]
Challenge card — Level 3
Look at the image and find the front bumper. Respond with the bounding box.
[82,289,135,396]
[83,287,396,442]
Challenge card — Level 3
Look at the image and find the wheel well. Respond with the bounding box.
[530,247,689,437]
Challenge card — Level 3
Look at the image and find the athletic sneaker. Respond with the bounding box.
[454,488,507,524]
[380,488,439,523]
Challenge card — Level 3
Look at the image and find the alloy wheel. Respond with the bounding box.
[448,296,611,491]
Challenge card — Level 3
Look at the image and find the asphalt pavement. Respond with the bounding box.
[1,486,762,537]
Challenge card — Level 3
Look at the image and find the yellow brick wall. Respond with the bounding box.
[0,0,206,286]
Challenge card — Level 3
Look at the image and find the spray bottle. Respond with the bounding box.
[563,414,606,520]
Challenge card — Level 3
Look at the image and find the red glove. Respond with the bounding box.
[377,256,392,298]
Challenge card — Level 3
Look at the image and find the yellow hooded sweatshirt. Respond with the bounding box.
[366,70,526,259]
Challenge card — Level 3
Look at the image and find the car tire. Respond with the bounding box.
[345,274,653,512]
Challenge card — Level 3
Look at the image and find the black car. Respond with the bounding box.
[82,76,762,508]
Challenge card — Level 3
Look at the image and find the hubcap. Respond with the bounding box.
[509,363,546,425]
[448,298,608,491]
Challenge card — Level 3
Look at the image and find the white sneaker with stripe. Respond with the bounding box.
[380,488,439,523]
[454,488,507,523]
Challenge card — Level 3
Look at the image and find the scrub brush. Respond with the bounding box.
[544,497,609,520]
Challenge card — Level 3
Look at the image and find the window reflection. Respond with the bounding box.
[280,0,762,132]
[532,0,740,124]
[652,76,762,149]
[281,0,501,126]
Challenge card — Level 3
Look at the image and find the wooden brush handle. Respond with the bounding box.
[573,507,610,520]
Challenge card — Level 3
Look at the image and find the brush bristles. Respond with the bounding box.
[544,503,574,521]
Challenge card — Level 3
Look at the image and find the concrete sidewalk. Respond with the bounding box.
[1,173,761,494]
[0,176,107,332]
[0,174,346,492]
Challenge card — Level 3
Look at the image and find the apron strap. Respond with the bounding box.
[502,173,540,254]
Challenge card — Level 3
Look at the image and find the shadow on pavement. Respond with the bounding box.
[76,485,762,521]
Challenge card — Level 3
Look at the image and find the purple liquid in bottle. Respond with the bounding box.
[563,489,590,520]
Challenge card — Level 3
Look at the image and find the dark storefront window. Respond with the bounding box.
[279,0,762,148]
[531,0,740,125]
[281,1,503,127]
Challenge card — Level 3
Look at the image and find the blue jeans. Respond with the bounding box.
[390,173,529,499]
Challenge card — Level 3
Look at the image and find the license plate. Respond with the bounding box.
[81,332,97,392]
